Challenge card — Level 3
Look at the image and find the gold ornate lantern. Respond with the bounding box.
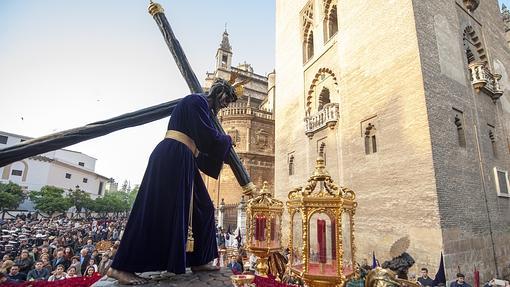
[287,157,357,287]
[247,181,284,277]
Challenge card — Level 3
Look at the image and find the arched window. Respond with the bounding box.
[328,5,338,38]
[289,155,295,176]
[463,26,486,64]
[301,1,314,63]
[454,114,466,148]
[305,31,314,62]
[318,87,331,110]
[364,123,377,155]
[323,0,338,42]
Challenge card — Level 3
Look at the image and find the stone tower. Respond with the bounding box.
[203,31,275,230]
[275,0,510,281]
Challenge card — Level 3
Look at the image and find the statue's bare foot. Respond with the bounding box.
[190,264,221,273]
[107,268,149,285]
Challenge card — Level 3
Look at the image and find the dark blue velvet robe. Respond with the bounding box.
[111,94,232,274]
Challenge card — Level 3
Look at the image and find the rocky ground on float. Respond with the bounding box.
[92,268,234,287]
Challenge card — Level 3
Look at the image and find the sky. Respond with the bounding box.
[0,1,275,186]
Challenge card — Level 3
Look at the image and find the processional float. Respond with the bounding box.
[0,1,256,197]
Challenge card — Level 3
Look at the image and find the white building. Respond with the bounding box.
[0,131,109,200]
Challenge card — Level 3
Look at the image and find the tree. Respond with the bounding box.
[29,186,72,216]
[68,188,92,213]
[128,185,139,208]
[0,182,25,211]
[120,180,130,193]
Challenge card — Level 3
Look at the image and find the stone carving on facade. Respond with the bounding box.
[255,129,270,151]
[462,0,480,12]
[227,127,241,145]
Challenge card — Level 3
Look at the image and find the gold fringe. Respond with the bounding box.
[186,226,194,252]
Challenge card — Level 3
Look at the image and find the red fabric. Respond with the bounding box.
[260,217,266,241]
[331,218,336,260]
[317,219,326,263]
[270,218,276,241]
[255,218,260,241]
[474,267,480,287]
[1,273,102,287]
[254,274,293,287]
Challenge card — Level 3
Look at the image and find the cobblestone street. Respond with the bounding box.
[92,268,234,287]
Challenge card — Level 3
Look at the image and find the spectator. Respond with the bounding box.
[40,254,52,273]
[8,265,26,282]
[66,266,78,278]
[88,258,98,272]
[450,273,472,287]
[1,260,14,274]
[98,252,113,276]
[70,256,81,276]
[418,268,435,287]
[63,246,74,261]
[48,264,67,281]
[227,255,243,274]
[0,271,11,283]
[83,239,95,254]
[79,248,91,275]
[84,265,96,277]
[51,249,70,270]
[26,261,50,281]
[14,250,34,273]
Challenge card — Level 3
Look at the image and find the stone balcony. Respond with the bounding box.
[304,103,340,138]
[468,61,504,102]
[218,102,273,120]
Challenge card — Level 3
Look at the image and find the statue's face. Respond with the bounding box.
[211,91,234,114]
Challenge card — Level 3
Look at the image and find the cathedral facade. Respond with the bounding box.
[275,0,510,281]
[202,31,275,229]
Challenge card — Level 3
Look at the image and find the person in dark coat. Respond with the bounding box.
[108,78,238,285]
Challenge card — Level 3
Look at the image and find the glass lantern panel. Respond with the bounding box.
[252,214,267,248]
[291,211,303,272]
[269,216,280,248]
[308,212,336,276]
[342,212,353,275]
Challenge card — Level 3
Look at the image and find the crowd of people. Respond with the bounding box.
[0,214,127,284]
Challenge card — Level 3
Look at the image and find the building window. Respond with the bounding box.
[11,170,22,176]
[318,87,331,111]
[494,168,509,197]
[221,54,228,67]
[83,178,88,183]
[323,1,338,42]
[454,113,466,148]
[78,162,85,167]
[488,126,497,158]
[65,173,72,179]
[0,135,7,144]
[319,142,326,165]
[463,26,486,64]
[289,155,295,176]
[301,1,314,63]
[98,182,104,196]
[364,123,377,154]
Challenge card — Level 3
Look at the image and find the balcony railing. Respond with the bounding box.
[468,61,504,102]
[219,103,274,120]
[304,103,339,138]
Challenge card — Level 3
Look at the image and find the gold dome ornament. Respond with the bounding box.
[148,0,164,16]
